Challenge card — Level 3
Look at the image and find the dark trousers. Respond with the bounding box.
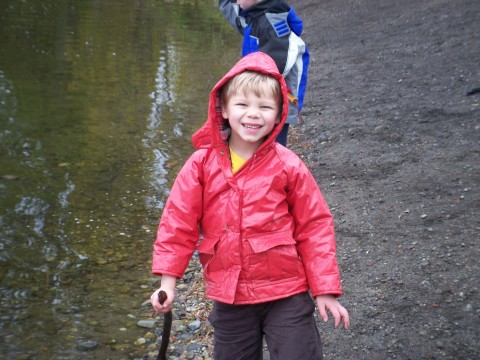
[276,123,290,147]
[208,291,323,360]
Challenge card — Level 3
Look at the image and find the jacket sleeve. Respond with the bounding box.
[151,151,205,278]
[218,0,245,34]
[286,158,343,297]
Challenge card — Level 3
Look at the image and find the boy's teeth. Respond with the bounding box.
[245,125,260,129]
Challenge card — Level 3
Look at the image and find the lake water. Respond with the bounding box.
[0,0,239,358]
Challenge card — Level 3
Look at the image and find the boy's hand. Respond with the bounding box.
[151,288,174,313]
[315,294,350,330]
[150,275,176,313]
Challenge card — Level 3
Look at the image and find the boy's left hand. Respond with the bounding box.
[315,294,350,330]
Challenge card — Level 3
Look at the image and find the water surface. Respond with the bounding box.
[0,0,239,358]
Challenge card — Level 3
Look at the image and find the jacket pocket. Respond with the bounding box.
[196,233,219,265]
[246,231,299,282]
[196,233,225,285]
[197,233,219,255]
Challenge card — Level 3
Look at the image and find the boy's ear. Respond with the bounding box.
[221,106,229,119]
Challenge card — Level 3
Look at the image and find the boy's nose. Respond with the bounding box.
[247,107,260,118]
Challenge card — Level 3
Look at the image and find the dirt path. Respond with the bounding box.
[288,0,479,359]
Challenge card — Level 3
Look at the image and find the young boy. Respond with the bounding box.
[151,52,348,359]
[218,0,310,147]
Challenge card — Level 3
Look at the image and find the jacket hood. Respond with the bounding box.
[192,52,289,150]
[238,0,303,36]
[245,0,290,18]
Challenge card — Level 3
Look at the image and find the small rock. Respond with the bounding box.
[144,332,156,340]
[176,324,187,332]
[187,343,203,352]
[134,337,147,345]
[188,319,201,331]
[137,319,157,328]
[77,340,98,351]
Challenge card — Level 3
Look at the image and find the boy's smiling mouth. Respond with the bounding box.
[243,123,262,129]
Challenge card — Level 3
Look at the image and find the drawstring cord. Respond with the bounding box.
[287,92,303,125]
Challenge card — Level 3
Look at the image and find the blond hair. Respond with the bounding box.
[221,71,282,108]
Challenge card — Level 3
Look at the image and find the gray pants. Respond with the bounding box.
[209,291,323,360]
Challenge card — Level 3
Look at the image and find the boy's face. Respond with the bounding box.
[222,89,280,151]
[237,0,258,10]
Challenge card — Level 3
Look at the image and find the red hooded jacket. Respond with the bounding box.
[152,52,342,304]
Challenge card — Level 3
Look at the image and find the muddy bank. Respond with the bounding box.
[289,0,479,359]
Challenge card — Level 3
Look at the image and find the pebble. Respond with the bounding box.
[138,319,157,328]
[77,340,98,351]
[176,324,187,332]
[187,319,201,331]
[135,337,147,345]
[144,332,156,340]
[186,343,203,352]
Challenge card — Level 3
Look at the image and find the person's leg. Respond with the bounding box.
[209,301,264,360]
[275,123,290,147]
[263,292,323,360]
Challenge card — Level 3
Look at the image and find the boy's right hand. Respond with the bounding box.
[150,288,174,313]
[150,274,177,313]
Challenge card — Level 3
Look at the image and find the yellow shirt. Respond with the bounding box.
[230,146,246,174]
